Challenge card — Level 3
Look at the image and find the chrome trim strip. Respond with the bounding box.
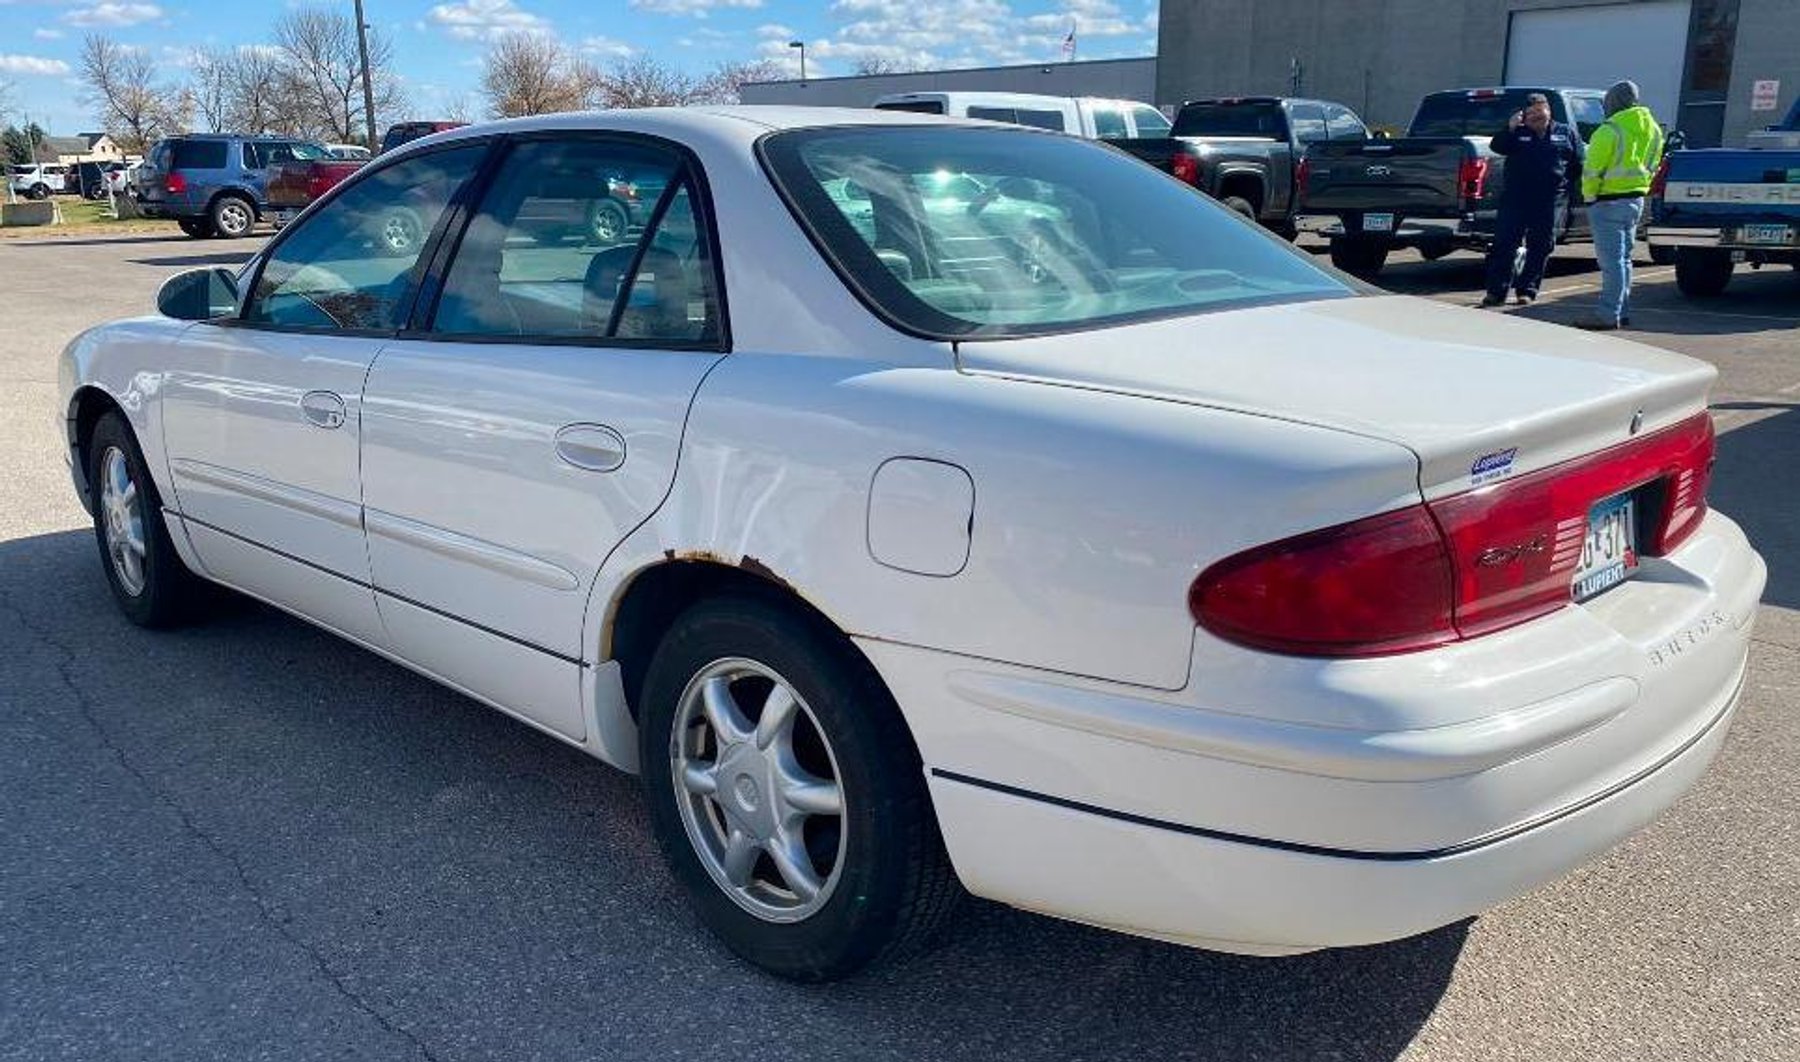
[365,508,581,591]
[169,458,361,529]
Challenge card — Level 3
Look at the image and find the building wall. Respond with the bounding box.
[1723,0,1800,144]
[1157,0,1799,142]
[740,58,1157,109]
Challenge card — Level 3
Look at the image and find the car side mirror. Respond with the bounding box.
[156,267,239,321]
[1666,129,1688,151]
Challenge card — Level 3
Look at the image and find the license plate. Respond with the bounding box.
[1363,212,1394,233]
[1572,494,1638,602]
[1738,223,1792,245]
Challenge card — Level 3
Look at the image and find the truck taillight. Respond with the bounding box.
[164,172,186,194]
[1295,154,1310,195]
[1191,413,1716,657]
[1649,156,1671,200]
[1171,154,1199,185]
[1457,156,1489,201]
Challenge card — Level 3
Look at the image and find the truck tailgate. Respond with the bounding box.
[1300,138,1470,215]
[1658,149,1800,226]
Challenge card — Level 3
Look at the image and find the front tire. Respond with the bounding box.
[1675,247,1733,297]
[28,183,49,200]
[177,218,214,239]
[639,595,958,981]
[1219,195,1257,222]
[85,412,207,628]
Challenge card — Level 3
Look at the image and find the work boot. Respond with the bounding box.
[1479,293,1506,308]
[1573,317,1619,331]
[1515,291,1536,305]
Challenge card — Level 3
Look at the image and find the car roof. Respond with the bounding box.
[400,105,1007,153]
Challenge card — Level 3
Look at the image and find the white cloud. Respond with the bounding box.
[33,28,65,40]
[426,0,550,41]
[579,35,636,58]
[630,0,762,17]
[0,54,73,76]
[62,2,163,28]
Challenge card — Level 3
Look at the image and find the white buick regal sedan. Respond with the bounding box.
[59,108,1765,980]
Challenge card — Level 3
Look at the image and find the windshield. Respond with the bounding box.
[760,126,1353,339]
[1173,102,1286,139]
[1410,91,1566,137]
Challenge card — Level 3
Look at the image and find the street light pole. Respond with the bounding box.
[788,40,807,82]
[354,0,379,149]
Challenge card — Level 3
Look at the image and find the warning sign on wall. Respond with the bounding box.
[1751,80,1781,111]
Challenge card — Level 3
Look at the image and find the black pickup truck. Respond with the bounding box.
[1297,86,1609,277]
[1111,96,1370,235]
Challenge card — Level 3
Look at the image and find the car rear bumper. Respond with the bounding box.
[1648,225,1800,254]
[862,510,1765,954]
[1295,212,1494,246]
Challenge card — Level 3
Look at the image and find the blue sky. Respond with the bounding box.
[1,0,1159,137]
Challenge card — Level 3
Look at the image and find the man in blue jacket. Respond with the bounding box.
[1481,93,1584,307]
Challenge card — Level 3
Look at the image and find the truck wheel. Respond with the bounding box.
[639,595,959,981]
[1418,241,1454,262]
[1220,195,1257,222]
[1674,247,1733,297]
[177,218,214,239]
[209,194,255,239]
[1648,244,1677,266]
[1330,237,1389,279]
[28,183,49,200]
[588,198,630,244]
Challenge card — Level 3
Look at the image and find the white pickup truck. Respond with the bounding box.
[8,163,74,200]
[872,91,1171,140]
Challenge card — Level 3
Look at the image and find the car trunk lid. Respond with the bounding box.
[955,294,1716,499]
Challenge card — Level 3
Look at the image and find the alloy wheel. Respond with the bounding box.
[670,658,848,924]
[99,446,147,597]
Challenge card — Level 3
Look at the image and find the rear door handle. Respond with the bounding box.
[299,390,347,430]
[554,423,626,472]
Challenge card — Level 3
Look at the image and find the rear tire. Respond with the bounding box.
[27,183,49,200]
[639,595,959,981]
[1674,247,1733,297]
[1648,243,1677,266]
[1330,236,1389,279]
[1220,195,1257,222]
[85,412,208,628]
[209,194,255,239]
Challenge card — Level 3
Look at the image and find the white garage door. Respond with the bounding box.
[1506,1,1690,124]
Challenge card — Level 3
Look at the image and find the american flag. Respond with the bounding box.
[1060,23,1076,60]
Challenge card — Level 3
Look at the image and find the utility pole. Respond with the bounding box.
[354,0,378,149]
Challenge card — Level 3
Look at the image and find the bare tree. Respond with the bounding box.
[480,34,590,118]
[225,47,292,135]
[853,57,916,76]
[79,35,188,152]
[275,6,403,143]
[593,54,701,109]
[187,48,232,133]
[692,59,783,105]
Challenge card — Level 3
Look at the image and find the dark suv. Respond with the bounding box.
[138,134,332,238]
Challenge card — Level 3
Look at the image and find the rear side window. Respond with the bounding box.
[170,140,228,170]
[1131,105,1172,136]
[244,145,486,332]
[430,138,719,345]
[1091,106,1129,139]
[875,100,945,115]
[1013,109,1067,132]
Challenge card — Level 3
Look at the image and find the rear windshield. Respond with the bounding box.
[1173,102,1286,139]
[760,126,1353,339]
[875,100,946,115]
[169,140,229,170]
[1409,91,1567,137]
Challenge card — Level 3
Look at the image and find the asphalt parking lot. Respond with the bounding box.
[2,232,1796,1062]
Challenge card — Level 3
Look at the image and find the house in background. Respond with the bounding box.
[44,133,126,165]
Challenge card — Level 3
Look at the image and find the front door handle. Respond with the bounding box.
[554,423,626,472]
[299,390,347,430]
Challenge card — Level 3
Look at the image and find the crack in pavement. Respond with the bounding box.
[0,585,445,1062]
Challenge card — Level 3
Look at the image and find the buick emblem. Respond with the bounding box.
[1475,535,1549,568]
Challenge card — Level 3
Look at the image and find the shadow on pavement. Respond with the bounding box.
[0,526,1464,1062]
[129,252,256,268]
[1711,403,1799,612]
[3,234,186,248]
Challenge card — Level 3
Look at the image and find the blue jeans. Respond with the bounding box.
[1590,196,1644,323]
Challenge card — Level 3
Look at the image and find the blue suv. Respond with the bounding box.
[138,134,332,239]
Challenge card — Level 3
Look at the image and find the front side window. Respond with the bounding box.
[762,126,1353,339]
[431,138,719,344]
[1091,107,1129,139]
[1288,103,1327,143]
[1325,105,1366,141]
[244,144,486,332]
[1131,105,1172,136]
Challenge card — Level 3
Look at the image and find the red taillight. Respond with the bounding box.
[1295,154,1311,196]
[1649,156,1671,200]
[1171,153,1199,185]
[1458,155,1489,201]
[1191,413,1716,657]
[164,172,186,194]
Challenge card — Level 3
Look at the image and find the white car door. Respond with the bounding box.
[159,142,491,644]
[358,136,727,741]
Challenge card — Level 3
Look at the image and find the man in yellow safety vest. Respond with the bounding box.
[1574,80,1665,331]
